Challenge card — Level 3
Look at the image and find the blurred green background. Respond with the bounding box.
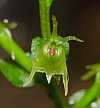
[0,0,100,108]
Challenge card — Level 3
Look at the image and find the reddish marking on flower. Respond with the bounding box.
[49,48,56,56]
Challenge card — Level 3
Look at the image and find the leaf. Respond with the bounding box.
[81,64,100,80]
[0,58,34,87]
[81,70,97,80]
[73,82,100,108]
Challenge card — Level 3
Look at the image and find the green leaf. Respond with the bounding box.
[73,82,100,108]
[81,64,100,80]
[0,58,34,87]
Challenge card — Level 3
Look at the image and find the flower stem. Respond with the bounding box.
[48,78,67,108]
[38,0,53,38]
[34,73,67,108]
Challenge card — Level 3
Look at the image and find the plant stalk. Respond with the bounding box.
[39,0,53,38]
[34,73,67,108]
[48,79,67,108]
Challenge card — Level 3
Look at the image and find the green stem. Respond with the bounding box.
[0,29,32,72]
[34,74,67,108]
[39,0,53,38]
[48,79,67,108]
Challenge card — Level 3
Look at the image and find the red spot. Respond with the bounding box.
[49,48,56,56]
